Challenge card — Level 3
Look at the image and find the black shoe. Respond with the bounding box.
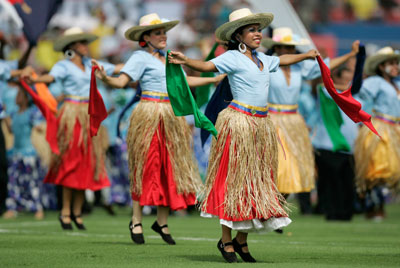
[217,239,238,263]
[71,214,86,230]
[274,228,283,234]
[232,238,256,263]
[151,221,176,245]
[129,221,145,244]
[59,215,73,230]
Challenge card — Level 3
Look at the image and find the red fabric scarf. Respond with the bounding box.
[20,79,59,154]
[89,66,107,137]
[316,56,380,138]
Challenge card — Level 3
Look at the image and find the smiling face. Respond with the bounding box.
[378,58,399,78]
[236,24,262,49]
[143,28,167,50]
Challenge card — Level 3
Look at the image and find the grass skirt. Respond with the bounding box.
[269,112,315,193]
[44,102,110,191]
[201,107,289,229]
[354,117,400,192]
[127,100,202,210]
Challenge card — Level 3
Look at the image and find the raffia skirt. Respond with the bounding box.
[44,101,110,191]
[201,101,291,233]
[354,115,400,193]
[268,104,315,194]
[127,96,202,211]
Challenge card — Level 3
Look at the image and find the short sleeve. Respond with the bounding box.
[120,52,146,82]
[97,60,115,76]
[210,51,237,74]
[49,61,68,82]
[300,58,329,80]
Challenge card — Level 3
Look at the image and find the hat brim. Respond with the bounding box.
[124,20,179,41]
[261,38,310,49]
[215,13,274,42]
[364,53,400,76]
[54,33,98,52]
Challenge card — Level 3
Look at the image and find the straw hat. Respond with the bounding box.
[364,46,400,76]
[53,27,97,52]
[262,27,310,49]
[215,8,274,42]
[124,13,179,41]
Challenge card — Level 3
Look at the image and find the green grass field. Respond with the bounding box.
[1,204,399,267]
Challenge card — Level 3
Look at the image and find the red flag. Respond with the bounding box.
[316,56,380,138]
[89,66,107,137]
[20,79,59,154]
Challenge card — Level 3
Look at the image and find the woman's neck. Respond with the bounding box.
[70,55,84,70]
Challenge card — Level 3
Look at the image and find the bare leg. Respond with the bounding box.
[221,225,234,252]
[72,190,85,224]
[131,200,143,233]
[61,187,72,223]
[156,206,170,234]
[235,231,249,253]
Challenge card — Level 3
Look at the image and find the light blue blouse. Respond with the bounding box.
[312,87,359,153]
[10,106,42,156]
[120,50,167,93]
[358,75,400,117]
[211,50,280,107]
[268,58,330,105]
[49,57,115,97]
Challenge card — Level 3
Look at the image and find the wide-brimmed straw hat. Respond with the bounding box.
[262,27,310,49]
[215,8,274,42]
[124,13,179,41]
[364,46,400,76]
[53,27,97,52]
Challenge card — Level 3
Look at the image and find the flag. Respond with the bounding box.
[89,66,108,137]
[165,50,218,137]
[200,76,232,146]
[316,55,380,138]
[20,79,59,154]
[32,72,58,114]
[116,85,142,139]
[195,42,219,107]
[9,0,62,45]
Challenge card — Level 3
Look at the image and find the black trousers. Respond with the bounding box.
[315,149,355,220]
[0,120,8,214]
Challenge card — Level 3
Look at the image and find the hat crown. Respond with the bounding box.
[375,46,396,55]
[139,13,163,26]
[63,27,85,36]
[272,27,293,39]
[229,8,253,22]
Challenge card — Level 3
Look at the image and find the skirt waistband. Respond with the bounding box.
[64,95,89,103]
[141,91,170,102]
[268,103,298,114]
[374,112,400,125]
[228,100,269,117]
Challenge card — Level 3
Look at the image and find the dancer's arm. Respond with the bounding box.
[279,49,319,66]
[329,40,359,70]
[168,51,218,73]
[186,74,226,87]
[92,59,130,88]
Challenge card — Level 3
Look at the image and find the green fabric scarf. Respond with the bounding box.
[195,42,218,108]
[319,85,351,152]
[166,50,218,137]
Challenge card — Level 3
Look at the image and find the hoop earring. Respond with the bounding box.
[64,49,75,59]
[238,42,247,53]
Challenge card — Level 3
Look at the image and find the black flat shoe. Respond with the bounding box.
[232,238,256,263]
[217,239,238,263]
[129,221,145,244]
[151,221,176,245]
[59,215,73,230]
[274,228,283,234]
[71,214,86,230]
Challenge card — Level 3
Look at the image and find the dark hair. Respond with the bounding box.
[227,25,246,50]
[139,30,152,48]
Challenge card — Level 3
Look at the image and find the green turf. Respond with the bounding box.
[1,204,399,267]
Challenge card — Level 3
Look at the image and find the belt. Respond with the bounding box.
[229,100,268,117]
[141,91,170,102]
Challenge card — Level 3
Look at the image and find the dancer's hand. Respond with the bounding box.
[350,40,360,56]
[168,51,188,65]
[306,49,320,60]
[214,74,227,85]
[91,59,107,81]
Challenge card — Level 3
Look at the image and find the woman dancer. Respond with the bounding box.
[354,46,400,219]
[168,8,318,263]
[27,27,122,230]
[93,13,224,245]
[262,27,359,200]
